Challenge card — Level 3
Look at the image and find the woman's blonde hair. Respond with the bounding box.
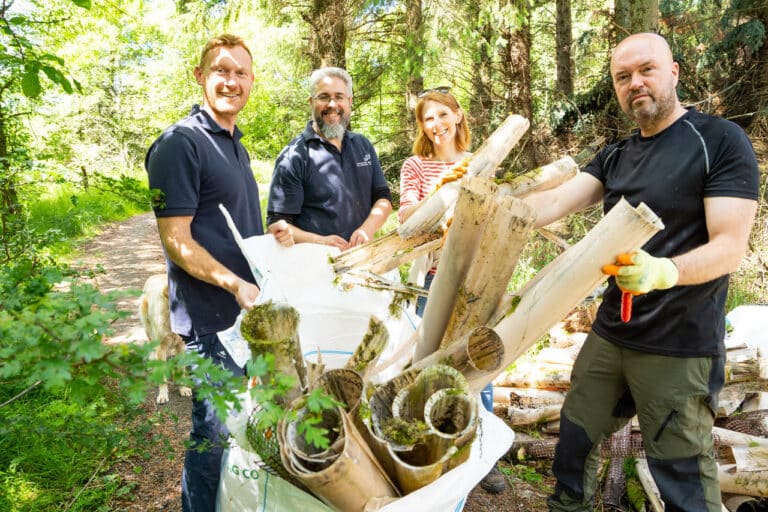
[412,91,471,158]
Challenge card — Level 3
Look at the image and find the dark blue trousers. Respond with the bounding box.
[181,333,244,512]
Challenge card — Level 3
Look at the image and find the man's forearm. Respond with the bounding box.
[358,198,393,236]
[672,236,750,286]
[157,217,247,296]
[269,221,349,250]
[287,224,325,244]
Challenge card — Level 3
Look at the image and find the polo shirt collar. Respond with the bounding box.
[190,104,243,140]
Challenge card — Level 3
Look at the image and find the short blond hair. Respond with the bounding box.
[198,34,252,70]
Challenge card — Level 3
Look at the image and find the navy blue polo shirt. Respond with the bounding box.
[145,105,263,337]
[268,121,391,240]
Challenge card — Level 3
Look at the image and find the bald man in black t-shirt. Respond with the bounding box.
[524,33,759,512]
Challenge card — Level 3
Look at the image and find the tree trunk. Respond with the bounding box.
[440,195,535,347]
[636,459,664,512]
[614,0,631,40]
[630,0,658,33]
[614,0,658,38]
[403,0,424,133]
[331,230,441,275]
[413,326,505,387]
[480,199,664,389]
[507,403,562,426]
[555,0,574,97]
[500,0,537,172]
[496,156,578,197]
[467,0,495,142]
[493,361,572,390]
[414,177,497,361]
[304,0,347,68]
[0,108,21,262]
[718,463,768,498]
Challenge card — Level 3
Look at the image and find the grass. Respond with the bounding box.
[24,184,149,259]
[0,385,137,512]
[1,180,152,511]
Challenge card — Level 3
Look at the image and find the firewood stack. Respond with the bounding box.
[313,113,666,509]
[329,112,768,510]
[496,303,768,511]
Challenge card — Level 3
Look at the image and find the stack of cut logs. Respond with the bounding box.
[493,302,768,511]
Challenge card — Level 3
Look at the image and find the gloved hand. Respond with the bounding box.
[601,249,678,294]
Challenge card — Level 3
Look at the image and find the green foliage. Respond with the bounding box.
[0,386,133,511]
[622,456,647,512]
[296,389,343,450]
[245,354,344,451]
[0,256,252,510]
[0,260,145,509]
[24,183,149,257]
[0,259,140,397]
[506,463,543,484]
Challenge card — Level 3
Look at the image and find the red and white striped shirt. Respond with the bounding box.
[398,155,458,223]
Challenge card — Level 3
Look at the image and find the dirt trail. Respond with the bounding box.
[79,212,547,511]
[75,212,191,511]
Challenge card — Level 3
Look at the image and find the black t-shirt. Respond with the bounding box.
[585,108,759,356]
[267,121,391,240]
[145,106,263,337]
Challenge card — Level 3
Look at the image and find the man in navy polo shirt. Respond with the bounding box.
[145,34,292,512]
[267,67,392,250]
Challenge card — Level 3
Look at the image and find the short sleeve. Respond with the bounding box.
[268,142,306,216]
[145,128,201,218]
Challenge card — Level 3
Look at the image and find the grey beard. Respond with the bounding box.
[320,122,345,140]
[629,88,677,128]
[314,108,349,140]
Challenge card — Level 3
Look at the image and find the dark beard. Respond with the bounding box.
[629,88,676,128]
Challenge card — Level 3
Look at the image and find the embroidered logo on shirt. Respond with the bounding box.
[356,153,372,168]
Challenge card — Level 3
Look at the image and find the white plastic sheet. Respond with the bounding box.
[239,235,416,376]
[725,305,768,350]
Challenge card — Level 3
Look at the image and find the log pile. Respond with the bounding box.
[295,114,664,510]
[238,114,566,510]
[499,307,768,511]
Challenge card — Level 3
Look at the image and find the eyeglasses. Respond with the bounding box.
[417,86,451,98]
[313,93,350,104]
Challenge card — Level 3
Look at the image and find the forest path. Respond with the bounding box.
[74,212,190,511]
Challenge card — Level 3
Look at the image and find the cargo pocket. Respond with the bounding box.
[643,395,712,460]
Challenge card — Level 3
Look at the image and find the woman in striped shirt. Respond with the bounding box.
[398,87,472,317]
[398,88,507,494]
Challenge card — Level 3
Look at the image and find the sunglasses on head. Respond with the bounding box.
[417,86,451,98]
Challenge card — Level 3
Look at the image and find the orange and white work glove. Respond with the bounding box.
[602,250,678,323]
[602,249,679,294]
[434,159,470,190]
